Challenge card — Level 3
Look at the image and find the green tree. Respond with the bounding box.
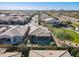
[71,49,77,56]
[21,47,30,57]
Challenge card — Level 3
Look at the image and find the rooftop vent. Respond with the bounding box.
[50,53,53,55]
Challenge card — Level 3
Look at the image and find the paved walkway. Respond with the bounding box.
[51,33,62,47]
[65,40,79,47]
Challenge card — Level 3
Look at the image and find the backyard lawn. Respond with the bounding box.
[42,21,79,44]
[52,28,79,44]
[65,29,79,43]
[72,22,79,27]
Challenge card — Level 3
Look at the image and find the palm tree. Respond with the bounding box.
[38,11,41,25]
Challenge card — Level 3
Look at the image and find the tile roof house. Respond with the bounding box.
[29,26,53,45]
[0,25,29,44]
[0,48,21,57]
[0,52,22,57]
[29,50,71,57]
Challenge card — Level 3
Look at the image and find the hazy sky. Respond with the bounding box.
[0,2,79,10]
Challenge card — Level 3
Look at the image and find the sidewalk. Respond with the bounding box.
[51,33,62,47]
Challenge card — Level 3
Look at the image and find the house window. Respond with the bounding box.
[7,38,11,41]
[0,38,6,42]
[0,38,11,42]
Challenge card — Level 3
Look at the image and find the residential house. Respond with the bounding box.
[0,25,29,44]
[29,26,53,45]
[0,48,21,57]
[29,50,71,57]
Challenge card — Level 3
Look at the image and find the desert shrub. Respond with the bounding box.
[76,53,79,57]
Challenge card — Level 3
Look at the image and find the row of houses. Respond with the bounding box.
[27,14,54,45]
[0,13,72,57]
[0,14,30,22]
[0,14,39,45]
[0,48,71,57]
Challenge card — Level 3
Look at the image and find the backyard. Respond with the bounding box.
[41,20,79,44]
[72,22,79,27]
[52,27,79,44]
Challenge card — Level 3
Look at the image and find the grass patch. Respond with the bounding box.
[52,28,79,43]
[72,22,79,27]
[41,21,79,44]
[65,29,79,43]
